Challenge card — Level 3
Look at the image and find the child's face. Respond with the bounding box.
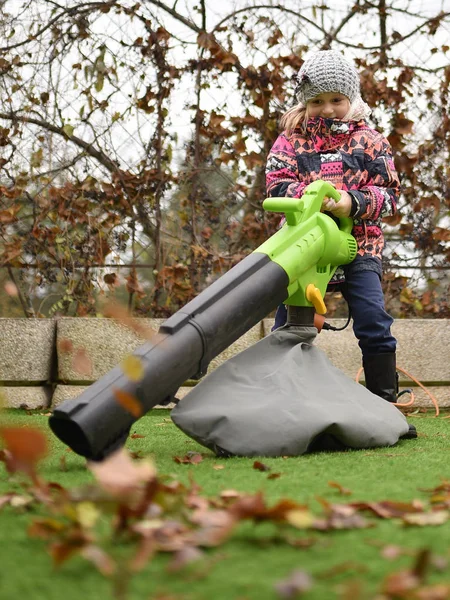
[306,92,350,120]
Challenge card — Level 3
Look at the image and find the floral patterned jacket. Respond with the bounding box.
[265,117,400,265]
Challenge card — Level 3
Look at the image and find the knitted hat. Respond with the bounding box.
[295,50,360,105]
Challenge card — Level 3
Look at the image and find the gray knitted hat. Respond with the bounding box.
[295,50,360,104]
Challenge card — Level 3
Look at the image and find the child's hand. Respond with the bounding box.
[321,190,352,217]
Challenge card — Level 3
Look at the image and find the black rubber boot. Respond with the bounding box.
[363,353,417,440]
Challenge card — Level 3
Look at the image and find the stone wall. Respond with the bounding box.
[1,317,448,412]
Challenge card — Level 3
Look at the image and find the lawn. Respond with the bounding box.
[1,409,450,600]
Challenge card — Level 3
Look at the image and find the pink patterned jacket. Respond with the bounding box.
[265,117,400,264]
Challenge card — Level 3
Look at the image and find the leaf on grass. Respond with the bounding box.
[328,481,352,496]
[81,545,116,576]
[0,492,33,510]
[130,433,146,439]
[268,472,282,480]
[121,355,145,382]
[113,388,143,418]
[0,426,48,475]
[403,510,449,526]
[285,509,315,529]
[76,502,100,529]
[167,546,204,572]
[88,448,156,497]
[381,544,408,560]
[219,489,242,501]
[28,517,66,539]
[253,460,271,472]
[50,534,89,567]
[382,569,421,596]
[350,499,424,519]
[173,452,203,465]
[190,509,237,547]
[274,569,313,598]
[213,464,225,470]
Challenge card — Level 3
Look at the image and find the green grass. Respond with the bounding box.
[1,409,450,600]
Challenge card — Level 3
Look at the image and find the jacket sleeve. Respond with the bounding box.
[348,134,400,220]
[265,134,307,198]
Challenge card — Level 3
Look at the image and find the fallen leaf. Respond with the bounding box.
[88,448,156,497]
[213,465,225,470]
[0,426,48,476]
[253,460,271,472]
[167,546,204,572]
[403,510,449,526]
[328,481,352,496]
[173,453,203,465]
[81,545,116,576]
[274,569,313,598]
[130,433,146,439]
[381,544,407,560]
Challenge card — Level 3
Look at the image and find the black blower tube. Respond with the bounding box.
[49,253,289,461]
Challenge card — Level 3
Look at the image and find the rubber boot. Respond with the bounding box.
[363,353,417,440]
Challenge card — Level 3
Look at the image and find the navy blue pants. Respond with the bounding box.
[273,267,396,357]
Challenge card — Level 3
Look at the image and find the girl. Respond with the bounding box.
[266,50,416,435]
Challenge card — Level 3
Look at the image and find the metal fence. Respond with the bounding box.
[0,0,449,317]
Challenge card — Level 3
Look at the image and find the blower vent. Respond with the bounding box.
[347,238,358,260]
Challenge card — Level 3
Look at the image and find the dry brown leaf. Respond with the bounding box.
[113,388,143,418]
[88,448,156,497]
[173,452,203,465]
[0,426,48,475]
[274,569,313,598]
[189,509,236,547]
[81,545,116,576]
[403,510,449,526]
[253,460,271,472]
[167,546,204,572]
[328,481,352,496]
[102,301,159,340]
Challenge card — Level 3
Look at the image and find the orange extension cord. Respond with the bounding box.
[355,366,440,417]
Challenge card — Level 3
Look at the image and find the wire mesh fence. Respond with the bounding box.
[0,0,449,317]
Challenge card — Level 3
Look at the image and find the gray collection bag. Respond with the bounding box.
[171,326,409,457]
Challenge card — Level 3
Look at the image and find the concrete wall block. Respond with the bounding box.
[262,318,450,383]
[1,386,52,410]
[57,318,163,382]
[0,318,56,381]
[393,320,450,382]
[397,386,450,411]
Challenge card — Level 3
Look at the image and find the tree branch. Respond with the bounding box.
[0,111,119,173]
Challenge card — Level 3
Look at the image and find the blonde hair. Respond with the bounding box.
[279,96,372,135]
[279,103,308,135]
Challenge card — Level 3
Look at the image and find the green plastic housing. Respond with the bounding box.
[255,180,357,307]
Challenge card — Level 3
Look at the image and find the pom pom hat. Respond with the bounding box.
[295,50,361,105]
